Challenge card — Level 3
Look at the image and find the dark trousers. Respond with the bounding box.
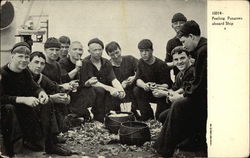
[54,102,69,133]
[154,97,207,157]
[133,86,170,121]
[69,86,138,123]
[158,108,170,124]
[67,86,116,123]
[1,104,22,156]
[68,87,96,118]
[93,86,141,122]
[110,85,139,118]
[91,87,121,123]
[1,102,59,155]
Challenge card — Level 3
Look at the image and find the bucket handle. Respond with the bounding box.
[118,126,148,136]
[108,115,135,124]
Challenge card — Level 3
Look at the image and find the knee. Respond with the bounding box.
[41,101,53,111]
[171,97,190,114]
[172,97,188,107]
[2,104,16,114]
[94,87,105,96]
[158,109,169,124]
[1,104,17,125]
[86,87,97,99]
[74,87,97,101]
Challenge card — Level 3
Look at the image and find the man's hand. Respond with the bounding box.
[121,76,135,88]
[50,93,70,104]
[85,77,98,86]
[168,91,183,102]
[60,83,73,91]
[190,58,195,65]
[75,60,82,71]
[175,88,184,94]
[38,91,49,104]
[143,82,151,91]
[16,97,40,107]
[152,89,168,98]
[167,89,174,95]
[69,80,79,92]
[156,84,169,90]
[69,80,79,87]
[66,94,71,104]
[148,82,157,91]
[118,91,126,99]
[121,80,128,89]
[109,88,120,97]
[126,76,136,85]
[166,61,174,67]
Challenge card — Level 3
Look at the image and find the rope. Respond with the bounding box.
[22,0,34,26]
[35,0,49,30]
[107,115,135,124]
[118,126,148,136]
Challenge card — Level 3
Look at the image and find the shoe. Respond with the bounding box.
[71,117,84,127]
[45,144,72,156]
[64,114,84,128]
[82,109,91,122]
[83,116,91,122]
[54,136,66,144]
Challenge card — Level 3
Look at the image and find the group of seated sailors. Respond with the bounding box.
[0,13,207,158]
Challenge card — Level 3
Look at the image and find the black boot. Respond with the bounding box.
[45,144,72,156]
[45,137,72,156]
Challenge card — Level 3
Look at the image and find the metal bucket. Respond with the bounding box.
[104,111,135,134]
[119,121,150,146]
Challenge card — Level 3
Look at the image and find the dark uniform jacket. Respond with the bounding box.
[1,65,42,105]
[184,37,207,102]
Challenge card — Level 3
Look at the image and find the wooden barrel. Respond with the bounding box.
[119,121,150,146]
[104,111,135,134]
